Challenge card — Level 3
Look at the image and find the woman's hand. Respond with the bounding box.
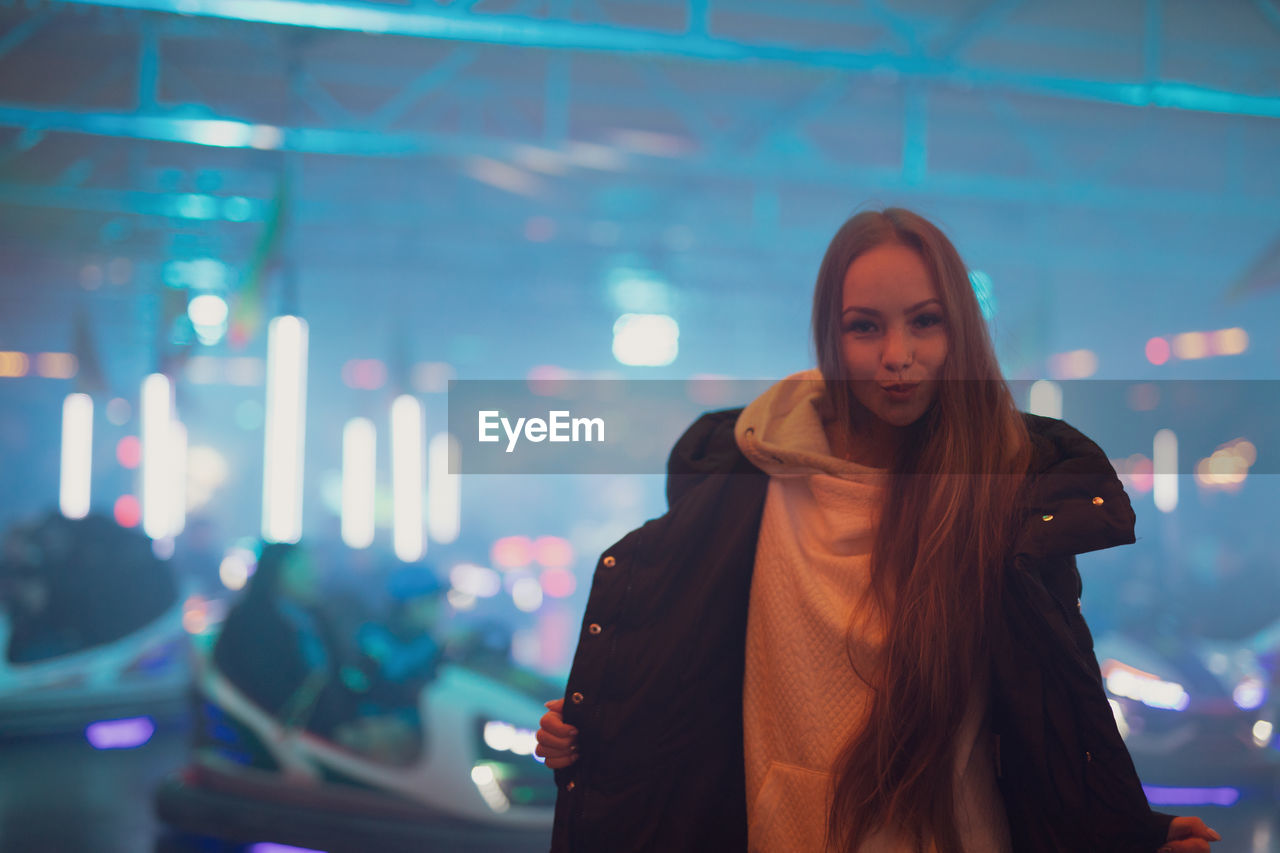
[535,698,578,769]
[1159,816,1221,853]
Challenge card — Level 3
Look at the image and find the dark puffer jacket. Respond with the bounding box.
[550,408,1173,852]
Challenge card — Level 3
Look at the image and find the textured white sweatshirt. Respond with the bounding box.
[735,369,1011,853]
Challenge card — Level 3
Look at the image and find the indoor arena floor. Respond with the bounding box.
[0,727,1275,853]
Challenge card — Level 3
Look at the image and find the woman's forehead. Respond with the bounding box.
[842,246,937,303]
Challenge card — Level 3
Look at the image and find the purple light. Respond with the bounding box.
[248,845,328,853]
[1143,785,1240,807]
[85,716,155,749]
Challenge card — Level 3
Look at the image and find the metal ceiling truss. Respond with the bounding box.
[24,0,1278,116]
[0,0,1276,235]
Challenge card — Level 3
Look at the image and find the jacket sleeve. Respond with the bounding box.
[551,408,764,852]
[993,560,1174,853]
[997,415,1174,852]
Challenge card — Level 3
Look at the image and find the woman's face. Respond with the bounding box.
[840,244,949,429]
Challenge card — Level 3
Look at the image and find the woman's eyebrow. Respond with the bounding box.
[841,298,942,318]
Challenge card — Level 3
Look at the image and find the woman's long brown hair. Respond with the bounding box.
[811,208,1032,853]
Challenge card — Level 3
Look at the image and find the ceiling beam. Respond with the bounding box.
[41,0,1280,120]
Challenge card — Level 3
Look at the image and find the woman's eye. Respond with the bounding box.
[844,320,876,334]
[913,313,944,329]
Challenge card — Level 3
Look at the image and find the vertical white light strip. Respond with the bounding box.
[342,417,376,549]
[1153,428,1178,513]
[60,393,94,520]
[262,315,309,543]
[1028,379,1063,419]
[141,373,173,540]
[427,432,461,544]
[169,420,188,537]
[391,394,424,562]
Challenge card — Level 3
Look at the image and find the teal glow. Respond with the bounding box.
[162,258,230,290]
[968,270,997,320]
[173,194,220,220]
[222,196,255,222]
[170,118,253,148]
[607,267,671,313]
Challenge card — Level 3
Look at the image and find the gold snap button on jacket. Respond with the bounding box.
[1041,514,1054,522]
[566,780,576,791]
[602,555,616,567]
[588,623,602,635]
[1092,496,1104,505]
[571,691,584,704]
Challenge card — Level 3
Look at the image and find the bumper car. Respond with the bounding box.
[155,632,558,853]
[0,512,188,738]
[1094,629,1280,804]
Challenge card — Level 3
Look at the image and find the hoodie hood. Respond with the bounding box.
[733,368,887,479]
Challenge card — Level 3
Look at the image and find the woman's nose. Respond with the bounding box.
[881,328,913,370]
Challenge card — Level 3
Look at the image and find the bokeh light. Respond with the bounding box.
[113,494,141,528]
[450,563,502,598]
[219,548,256,591]
[0,352,29,378]
[1144,337,1170,365]
[492,535,534,570]
[35,353,77,379]
[1171,331,1208,360]
[532,535,574,569]
[512,576,544,612]
[540,567,576,599]
[612,313,679,367]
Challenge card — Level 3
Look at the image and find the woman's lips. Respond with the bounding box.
[880,383,918,400]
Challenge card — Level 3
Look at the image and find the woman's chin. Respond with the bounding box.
[864,404,928,429]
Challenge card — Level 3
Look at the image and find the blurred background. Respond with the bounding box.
[0,0,1278,850]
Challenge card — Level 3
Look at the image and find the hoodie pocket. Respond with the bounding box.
[747,761,833,853]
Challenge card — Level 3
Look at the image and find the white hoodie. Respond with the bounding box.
[736,369,1010,853]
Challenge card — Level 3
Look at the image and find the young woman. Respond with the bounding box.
[535,209,1221,853]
